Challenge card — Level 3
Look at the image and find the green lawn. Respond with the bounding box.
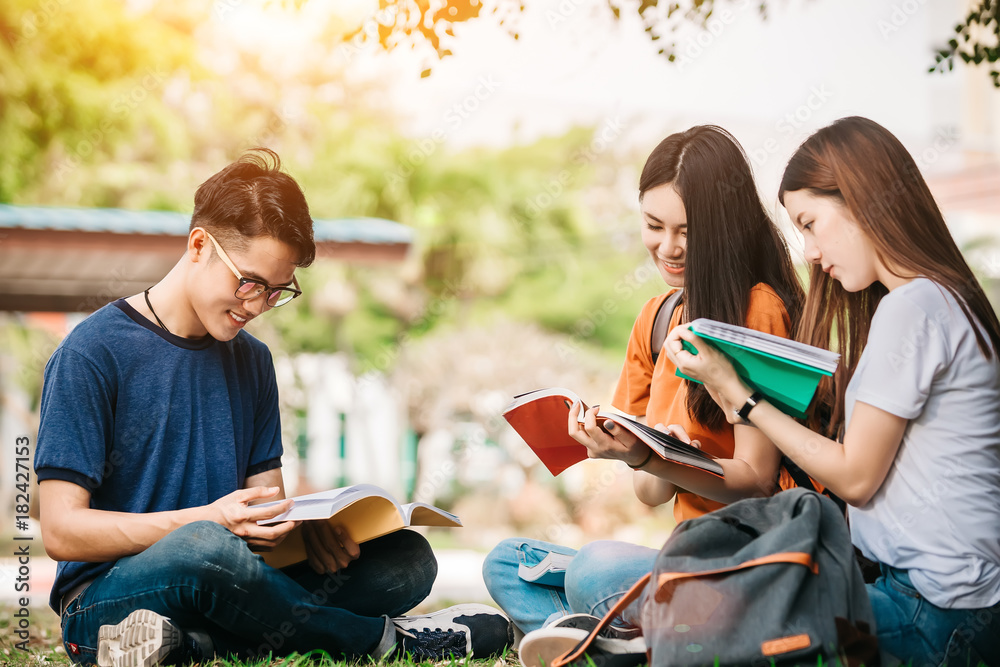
[2,605,991,667]
[0,605,519,667]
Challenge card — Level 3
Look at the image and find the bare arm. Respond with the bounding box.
[245,468,286,501]
[40,478,297,563]
[633,422,781,505]
[567,401,676,506]
[632,465,679,507]
[725,397,904,505]
[571,402,779,508]
[664,325,907,506]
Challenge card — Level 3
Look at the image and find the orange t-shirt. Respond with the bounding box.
[611,284,791,524]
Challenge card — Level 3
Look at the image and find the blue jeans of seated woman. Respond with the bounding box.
[60,521,437,665]
[482,538,657,634]
[868,563,1000,666]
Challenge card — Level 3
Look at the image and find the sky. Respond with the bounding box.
[214,0,998,247]
[369,0,979,192]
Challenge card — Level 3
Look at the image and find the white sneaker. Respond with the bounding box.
[97,609,206,667]
[517,613,645,667]
[391,603,514,659]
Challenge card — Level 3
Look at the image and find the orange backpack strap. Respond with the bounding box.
[654,552,817,603]
[551,572,651,667]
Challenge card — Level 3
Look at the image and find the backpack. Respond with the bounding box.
[552,489,879,667]
[650,290,846,513]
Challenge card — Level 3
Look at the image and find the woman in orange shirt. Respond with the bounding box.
[483,125,802,665]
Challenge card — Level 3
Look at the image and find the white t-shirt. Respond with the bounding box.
[847,278,1000,609]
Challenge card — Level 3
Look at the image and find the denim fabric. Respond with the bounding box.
[482,538,657,634]
[868,564,1000,666]
[60,522,437,665]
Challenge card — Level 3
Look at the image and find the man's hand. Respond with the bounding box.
[207,486,298,550]
[302,521,361,575]
[568,401,651,468]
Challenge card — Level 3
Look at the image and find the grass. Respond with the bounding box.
[1,605,990,667]
[0,605,520,667]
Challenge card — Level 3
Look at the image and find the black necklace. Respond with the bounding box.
[144,288,171,334]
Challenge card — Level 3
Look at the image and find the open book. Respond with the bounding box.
[678,318,841,419]
[256,484,461,569]
[502,388,724,478]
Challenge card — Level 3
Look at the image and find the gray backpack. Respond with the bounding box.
[640,488,877,665]
[552,489,878,667]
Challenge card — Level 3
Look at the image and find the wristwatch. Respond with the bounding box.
[735,391,764,424]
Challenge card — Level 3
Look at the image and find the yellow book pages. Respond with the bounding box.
[259,490,461,569]
[262,495,405,569]
[406,504,463,527]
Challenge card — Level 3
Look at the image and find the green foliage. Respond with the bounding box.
[2,0,659,378]
[932,0,1000,87]
[485,252,663,354]
[0,0,198,203]
[264,115,652,369]
[326,0,1000,85]
[316,0,768,73]
[326,0,521,76]
[606,0,770,60]
[0,316,61,410]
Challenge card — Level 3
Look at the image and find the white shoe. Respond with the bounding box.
[517,613,644,667]
[97,609,183,667]
[97,609,208,667]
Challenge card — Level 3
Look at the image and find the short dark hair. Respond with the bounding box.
[190,148,315,267]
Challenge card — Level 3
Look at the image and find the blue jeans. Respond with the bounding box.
[482,538,657,634]
[868,564,1000,666]
[60,521,437,665]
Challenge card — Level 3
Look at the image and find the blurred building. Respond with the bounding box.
[0,205,413,522]
[0,204,411,311]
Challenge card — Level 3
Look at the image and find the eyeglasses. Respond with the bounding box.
[201,229,302,308]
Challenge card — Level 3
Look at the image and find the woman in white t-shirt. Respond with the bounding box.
[665,116,1000,665]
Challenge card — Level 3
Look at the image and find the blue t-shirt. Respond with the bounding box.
[35,299,283,611]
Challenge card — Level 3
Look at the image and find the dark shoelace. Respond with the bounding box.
[557,617,641,641]
[402,628,468,659]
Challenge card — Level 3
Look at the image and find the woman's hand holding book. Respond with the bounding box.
[567,400,650,468]
[665,323,756,421]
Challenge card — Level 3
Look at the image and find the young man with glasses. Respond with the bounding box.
[34,149,512,666]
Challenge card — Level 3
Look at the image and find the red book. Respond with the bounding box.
[503,388,724,478]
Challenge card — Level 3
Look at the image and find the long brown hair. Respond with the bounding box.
[779,116,1000,436]
[641,126,803,430]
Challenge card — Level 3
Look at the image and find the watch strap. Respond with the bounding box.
[736,391,764,423]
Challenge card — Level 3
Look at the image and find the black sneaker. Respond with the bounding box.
[97,609,208,667]
[517,613,644,667]
[391,603,514,660]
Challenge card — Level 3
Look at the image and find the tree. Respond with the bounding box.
[932,0,1000,87]
[259,120,661,370]
[333,0,1000,86]
[0,0,198,203]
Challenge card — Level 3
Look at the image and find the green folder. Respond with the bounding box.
[676,328,835,419]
